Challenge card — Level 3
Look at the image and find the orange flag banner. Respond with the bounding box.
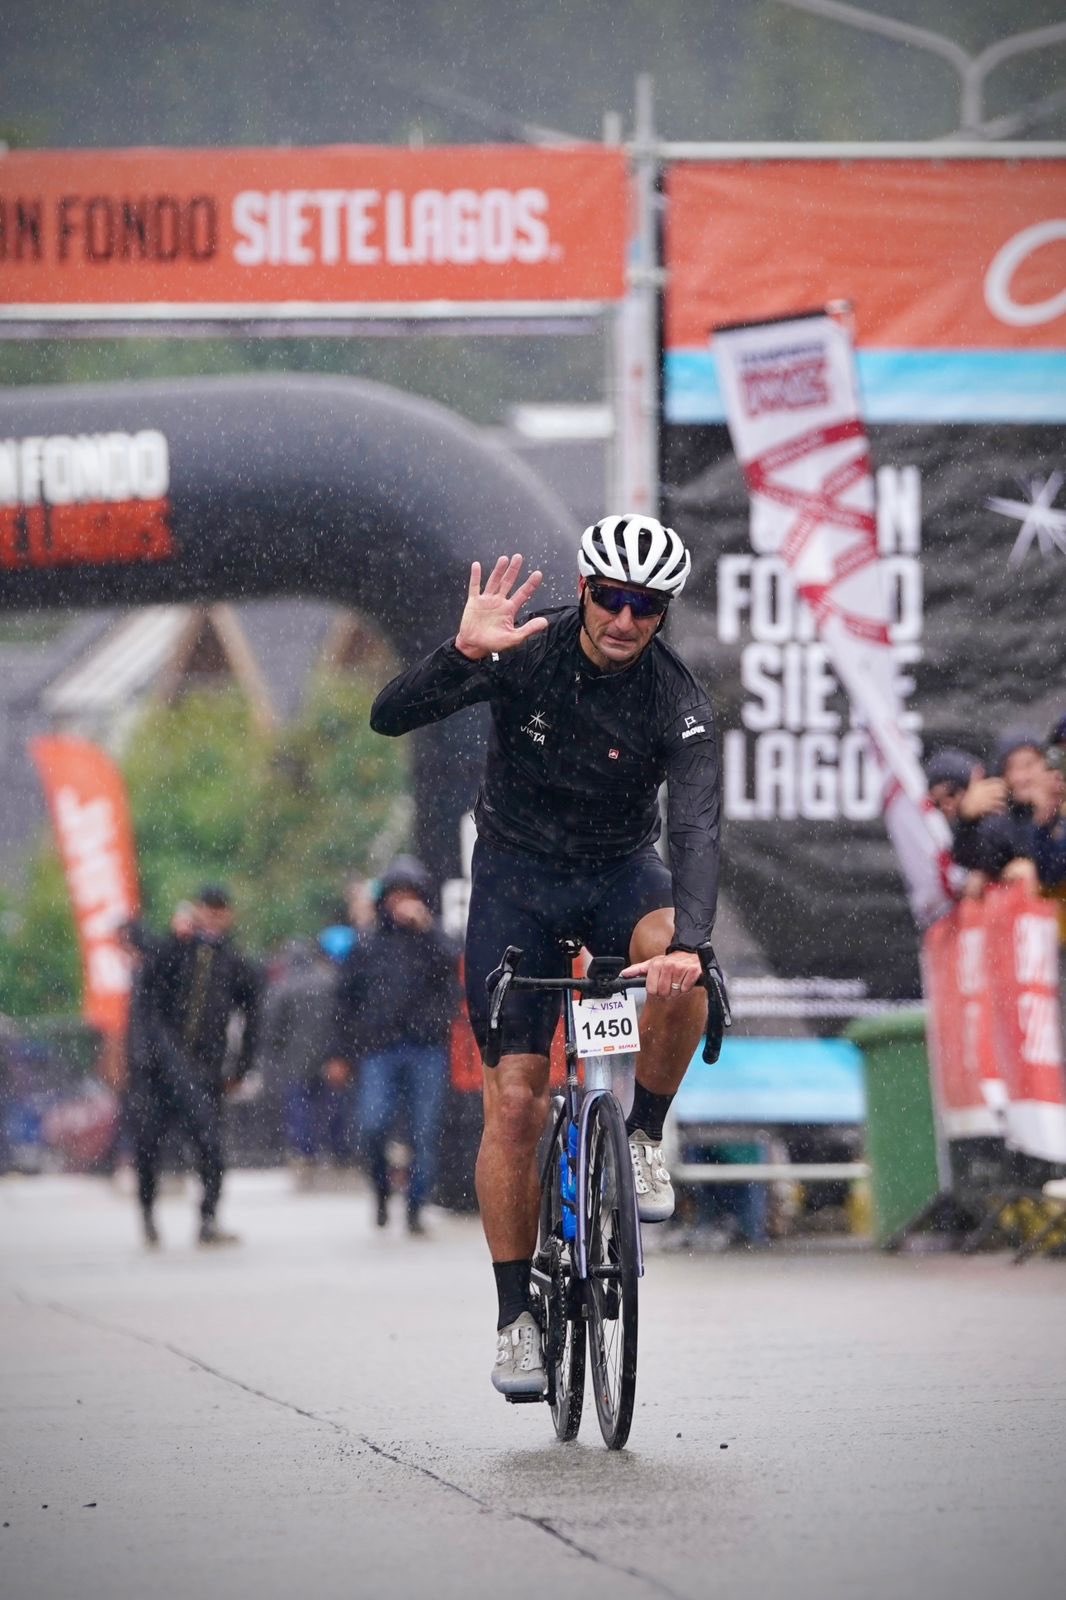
[30,735,140,1036]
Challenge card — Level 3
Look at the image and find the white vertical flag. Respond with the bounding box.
[713,310,953,929]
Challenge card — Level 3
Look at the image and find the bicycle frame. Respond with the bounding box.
[486,941,728,1447]
[487,939,728,1283]
[562,983,645,1283]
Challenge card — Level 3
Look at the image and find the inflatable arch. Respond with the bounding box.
[0,374,579,879]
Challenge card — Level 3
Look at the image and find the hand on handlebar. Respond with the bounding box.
[620,950,702,998]
[454,555,549,661]
[624,943,732,1063]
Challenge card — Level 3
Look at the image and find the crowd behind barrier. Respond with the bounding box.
[925,714,1066,939]
[923,709,1066,1111]
[906,709,1066,1253]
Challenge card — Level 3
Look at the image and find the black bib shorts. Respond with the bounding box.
[464,834,674,1059]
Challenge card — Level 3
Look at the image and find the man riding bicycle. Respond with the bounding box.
[370,514,722,1398]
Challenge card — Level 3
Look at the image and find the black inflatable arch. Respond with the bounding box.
[0,374,580,878]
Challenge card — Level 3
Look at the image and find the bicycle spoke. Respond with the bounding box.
[538,1111,585,1442]
[583,1095,639,1448]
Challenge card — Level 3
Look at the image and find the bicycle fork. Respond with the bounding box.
[573,1089,645,1283]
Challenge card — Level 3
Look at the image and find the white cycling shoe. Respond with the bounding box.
[629,1130,675,1223]
[491,1310,547,1397]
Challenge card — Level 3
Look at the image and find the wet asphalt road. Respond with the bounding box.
[3,1169,1065,1600]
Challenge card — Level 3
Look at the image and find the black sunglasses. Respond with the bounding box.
[586,581,670,619]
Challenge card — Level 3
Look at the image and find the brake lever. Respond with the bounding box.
[484,945,523,1069]
[698,947,732,1065]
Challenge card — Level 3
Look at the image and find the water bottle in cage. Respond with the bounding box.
[559,1120,579,1240]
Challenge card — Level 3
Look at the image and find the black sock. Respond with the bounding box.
[493,1258,532,1330]
[626,1082,675,1142]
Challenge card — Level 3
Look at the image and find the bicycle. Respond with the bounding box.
[485,940,730,1450]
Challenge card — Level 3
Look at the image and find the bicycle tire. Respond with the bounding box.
[583,1093,639,1450]
[537,1115,586,1442]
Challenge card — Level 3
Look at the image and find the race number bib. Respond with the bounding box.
[574,990,641,1058]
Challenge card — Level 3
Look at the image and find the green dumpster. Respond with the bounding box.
[846,1011,941,1246]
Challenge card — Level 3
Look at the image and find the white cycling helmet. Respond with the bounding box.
[578,513,691,596]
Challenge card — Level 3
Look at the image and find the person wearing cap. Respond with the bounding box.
[925,747,1006,899]
[329,855,459,1235]
[947,731,1049,894]
[925,748,989,825]
[124,885,261,1248]
[258,932,353,1186]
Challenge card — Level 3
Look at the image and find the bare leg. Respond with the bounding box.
[629,907,705,1096]
[475,1052,550,1260]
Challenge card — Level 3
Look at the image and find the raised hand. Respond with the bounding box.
[454,554,548,661]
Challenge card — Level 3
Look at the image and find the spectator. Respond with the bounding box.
[258,933,353,1186]
[124,885,261,1249]
[949,729,1044,894]
[926,748,988,825]
[925,747,1003,899]
[330,854,459,1236]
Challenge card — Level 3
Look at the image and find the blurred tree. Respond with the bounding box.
[0,329,606,429]
[235,672,412,950]
[0,852,82,1018]
[121,689,271,924]
[0,676,409,1016]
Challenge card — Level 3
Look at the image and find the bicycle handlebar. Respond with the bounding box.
[483,945,732,1070]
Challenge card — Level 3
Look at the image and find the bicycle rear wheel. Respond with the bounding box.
[583,1092,639,1449]
[537,1112,586,1442]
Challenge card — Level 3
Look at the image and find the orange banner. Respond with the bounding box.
[0,146,627,311]
[666,161,1066,350]
[31,735,140,1036]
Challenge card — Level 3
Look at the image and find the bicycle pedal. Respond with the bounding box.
[505,1391,546,1405]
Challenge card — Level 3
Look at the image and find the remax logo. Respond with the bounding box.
[739,343,829,418]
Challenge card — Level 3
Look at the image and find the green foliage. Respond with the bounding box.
[0,330,606,430]
[0,678,409,1016]
[121,689,272,920]
[0,850,82,1018]
[236,673,411,949]
[125,678,409,951]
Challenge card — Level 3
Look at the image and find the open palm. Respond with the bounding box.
[454,555,549,660]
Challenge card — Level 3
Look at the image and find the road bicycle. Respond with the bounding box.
[485,941,729,1450]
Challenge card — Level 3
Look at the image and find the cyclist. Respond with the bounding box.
[370,514,722,1397]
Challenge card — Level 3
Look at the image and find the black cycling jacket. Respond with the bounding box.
[371,607,721,947]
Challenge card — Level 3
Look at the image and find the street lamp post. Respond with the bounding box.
[773,0,1066,137]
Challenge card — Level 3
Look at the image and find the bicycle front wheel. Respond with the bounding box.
[583,1093,639,1449]
[538,1115,586,1443]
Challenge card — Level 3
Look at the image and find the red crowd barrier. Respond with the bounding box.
[923,886,1066,1165]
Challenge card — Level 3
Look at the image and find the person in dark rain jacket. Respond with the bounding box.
[368,516,727,1397]
[124,885,261,1249]
[330,855,459,1236]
